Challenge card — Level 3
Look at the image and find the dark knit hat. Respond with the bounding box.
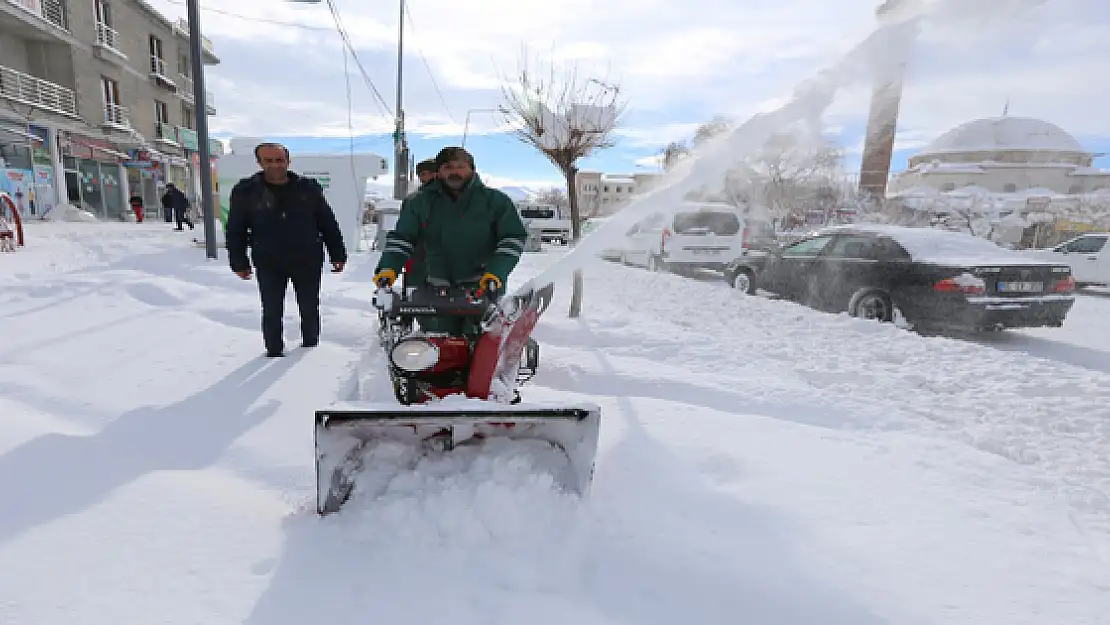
[435,146,474,169]
[415,158,437,175]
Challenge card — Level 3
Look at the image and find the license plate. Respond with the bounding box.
[997,281,1043,293]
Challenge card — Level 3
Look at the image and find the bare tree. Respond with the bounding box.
[661,141,689,172]
[532,187,569,209]
[499,51,627,318]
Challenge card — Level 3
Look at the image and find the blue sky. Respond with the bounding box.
[150,0,1110,189]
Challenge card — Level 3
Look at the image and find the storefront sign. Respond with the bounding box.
[60,132,127,163]
[302,171,331,189]
[177,127,199,151]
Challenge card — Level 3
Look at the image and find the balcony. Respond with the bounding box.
[176,75,216,114]
[0,63,78,118]
[149,56,177,91]
[2,0,68,33]
[172,18,219,64]
[102,102,130,130]
[155,121,178,146]
[93,20,126,63]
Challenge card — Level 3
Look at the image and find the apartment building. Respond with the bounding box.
[575,170,662,216]
[0,0,219,221]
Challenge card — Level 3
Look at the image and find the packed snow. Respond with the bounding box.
[1,222,1109,625]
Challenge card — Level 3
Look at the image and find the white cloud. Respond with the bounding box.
[151,0,1110,178]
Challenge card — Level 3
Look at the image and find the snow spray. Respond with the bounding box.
[513,0,1053,299]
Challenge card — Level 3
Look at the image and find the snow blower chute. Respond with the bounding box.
[314,280,601,515]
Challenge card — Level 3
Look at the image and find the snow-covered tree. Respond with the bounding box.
[499,50,627,318]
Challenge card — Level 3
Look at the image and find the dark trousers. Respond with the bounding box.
[174,207,193,230]
[256,263,323,353]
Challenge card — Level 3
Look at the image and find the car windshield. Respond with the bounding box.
[520,208,555,219]
[672,211,740,235]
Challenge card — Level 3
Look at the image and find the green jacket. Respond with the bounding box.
[377,174,527,286]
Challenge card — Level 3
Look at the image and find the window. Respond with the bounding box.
[101,76,122,123]
[825,235,910,261]
[155,100,169,124]
[1058,235,1107,254]
[941,182,955,191]
[150,36,166,75]
[783,235,834,256]
[1003,183,1017,193]
[95,0,112,25]
[520,207,555,219]
[181,103,195,129]
[672,211,740,235]
[1068,184,1082,194]
[178,53,191,77]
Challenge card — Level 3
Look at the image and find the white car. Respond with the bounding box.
[617,202,753,273]
[1028,232,1109,287]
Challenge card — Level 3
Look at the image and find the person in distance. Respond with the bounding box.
[225,141,347,357]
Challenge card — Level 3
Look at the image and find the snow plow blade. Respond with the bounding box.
[314,401,601,515]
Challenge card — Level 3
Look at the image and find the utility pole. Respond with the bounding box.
[392,0,408,200]
[185,0,218,259]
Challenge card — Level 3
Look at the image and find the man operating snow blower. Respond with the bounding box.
[308,146,601,516]
[372,146,529,333]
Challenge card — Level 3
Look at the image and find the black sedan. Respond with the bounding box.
[723,224,1077,333]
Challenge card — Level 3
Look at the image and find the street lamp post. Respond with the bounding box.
[185,0,217,259]
[462,108,501,147]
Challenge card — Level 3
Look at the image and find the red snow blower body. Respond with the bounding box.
[313,281,602,515]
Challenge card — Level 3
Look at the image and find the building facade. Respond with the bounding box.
[575,170,661,216]
[0,0,219,221]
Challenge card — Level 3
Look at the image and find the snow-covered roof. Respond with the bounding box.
[816,223,1052,266]
[918,116,1088,156]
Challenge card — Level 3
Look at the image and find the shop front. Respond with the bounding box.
[58,132,129,220]
[124,149,165,220]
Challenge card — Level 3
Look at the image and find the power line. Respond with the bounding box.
[402,2,456,123]
[156,0,332,30]
[324,0,394,119]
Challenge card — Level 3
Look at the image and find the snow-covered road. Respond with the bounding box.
[0,222,1107,625]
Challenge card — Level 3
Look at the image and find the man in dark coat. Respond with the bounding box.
[373,146,528,335]
[225,142,348,357]
[162,183,193,230]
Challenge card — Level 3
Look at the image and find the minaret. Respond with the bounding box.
[858,0,916,200]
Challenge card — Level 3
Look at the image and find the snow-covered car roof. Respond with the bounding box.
[811,224,1061,267]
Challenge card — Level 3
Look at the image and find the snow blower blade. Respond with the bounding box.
[314,401,601,515]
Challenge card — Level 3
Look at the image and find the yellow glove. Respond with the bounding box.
[480,272,502,291]
[373,268,397,287]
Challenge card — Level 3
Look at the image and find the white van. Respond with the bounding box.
[619,202,751,273]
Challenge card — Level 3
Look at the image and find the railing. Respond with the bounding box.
[103,103,129,128]
[95,21,122,53]
[178,75,193,102]
[0,64,77,116]
[155,122,177,143]
[150,56,168,77]
[5,0,68,30]
[173,18,215,57]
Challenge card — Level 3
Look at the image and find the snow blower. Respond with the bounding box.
[314,280,601,515]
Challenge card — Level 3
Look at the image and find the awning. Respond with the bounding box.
[91,145,131,160]
[0,125,39,141]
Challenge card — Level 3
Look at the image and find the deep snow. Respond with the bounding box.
[1,222,1108,625]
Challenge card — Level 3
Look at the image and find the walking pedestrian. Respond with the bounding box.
[225,142,348,357]
[162,183,193,230]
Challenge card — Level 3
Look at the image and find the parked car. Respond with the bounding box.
[1026,232,1109,288]
[617,201,756,274]
[723,224,1077,333]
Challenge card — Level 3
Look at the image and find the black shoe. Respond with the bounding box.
[266,349,284,357]
[302,338,318,348]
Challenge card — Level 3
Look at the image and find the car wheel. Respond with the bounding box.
[731,268,756,295]
[849,288,894,322]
